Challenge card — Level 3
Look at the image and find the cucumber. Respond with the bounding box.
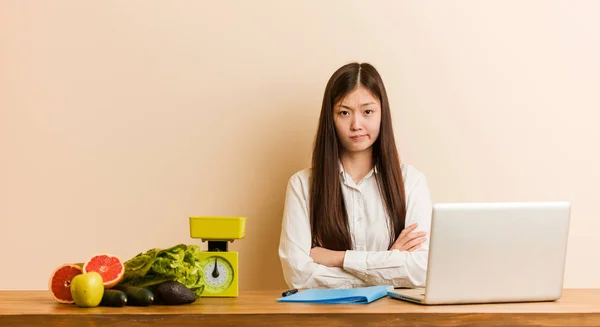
[100,290,127,307]
[114,285,155,306]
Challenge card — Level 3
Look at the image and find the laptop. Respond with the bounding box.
[387,201,571,305]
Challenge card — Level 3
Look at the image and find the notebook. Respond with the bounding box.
[277,285,392,304]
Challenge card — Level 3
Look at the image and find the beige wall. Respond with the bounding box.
[1,1,599,290]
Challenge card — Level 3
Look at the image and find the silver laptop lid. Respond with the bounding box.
[424,202,571,304]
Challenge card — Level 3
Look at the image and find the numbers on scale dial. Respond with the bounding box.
[201,256,234,293]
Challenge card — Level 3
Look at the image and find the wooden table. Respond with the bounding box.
[1,289,599,326]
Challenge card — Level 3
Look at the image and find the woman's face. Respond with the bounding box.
[333,85,382,155]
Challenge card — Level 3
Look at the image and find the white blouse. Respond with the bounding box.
[278,163,433,289]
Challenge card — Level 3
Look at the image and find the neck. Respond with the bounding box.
[339,149,374,183]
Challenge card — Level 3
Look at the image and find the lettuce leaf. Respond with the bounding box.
[119,244,204,297]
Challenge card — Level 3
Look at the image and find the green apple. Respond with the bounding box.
[70,272,104,308]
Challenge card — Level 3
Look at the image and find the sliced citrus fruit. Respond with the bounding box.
[83,254,125,289]
[48,264,84,304]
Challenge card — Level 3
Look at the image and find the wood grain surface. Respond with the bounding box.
[1,289,599,326]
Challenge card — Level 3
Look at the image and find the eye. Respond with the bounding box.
[364,109,374,115]
[339,110,350,116]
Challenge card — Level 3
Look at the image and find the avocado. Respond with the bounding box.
[154,281,197,305]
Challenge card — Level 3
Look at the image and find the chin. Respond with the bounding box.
[347,144,373,153]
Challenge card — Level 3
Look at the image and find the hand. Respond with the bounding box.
[310,247,345,268]
[390,223,427,252]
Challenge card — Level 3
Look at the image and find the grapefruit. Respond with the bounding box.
[83,254,125,289]
[48,264,84,304]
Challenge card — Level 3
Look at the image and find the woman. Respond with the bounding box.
[279,62,433,289]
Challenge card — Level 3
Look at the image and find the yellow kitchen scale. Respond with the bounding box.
[189,216,246,297]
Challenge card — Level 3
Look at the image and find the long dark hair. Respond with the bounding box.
[310,62,407,251]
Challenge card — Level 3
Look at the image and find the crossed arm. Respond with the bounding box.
[309,223,426,268]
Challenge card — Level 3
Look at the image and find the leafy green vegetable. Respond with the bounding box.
[119,244,204,298]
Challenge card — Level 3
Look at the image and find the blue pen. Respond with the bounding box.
[282,288,298,297]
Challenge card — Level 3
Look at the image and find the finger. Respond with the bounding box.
[406,244,422,252]
[398,231,427,247]
[402,236,427,251]
[397,223,418,241]
[392,235,423,251]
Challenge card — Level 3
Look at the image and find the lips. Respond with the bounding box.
[350,135,367,141]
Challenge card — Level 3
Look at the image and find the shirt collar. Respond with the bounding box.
[338,160,378,183]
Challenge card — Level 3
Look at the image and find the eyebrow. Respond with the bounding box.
[339,102,377,109]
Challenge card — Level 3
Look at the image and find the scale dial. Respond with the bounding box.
[200,256,234,293]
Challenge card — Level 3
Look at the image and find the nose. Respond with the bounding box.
[350,114,362,131]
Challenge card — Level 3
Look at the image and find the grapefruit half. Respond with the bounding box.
[83,254,125,288]
[48,264,84,304]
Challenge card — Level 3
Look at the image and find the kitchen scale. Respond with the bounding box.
[189,216,246,297]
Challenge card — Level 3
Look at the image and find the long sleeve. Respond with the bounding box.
[342,174,433,288]
[278,171,367,289]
